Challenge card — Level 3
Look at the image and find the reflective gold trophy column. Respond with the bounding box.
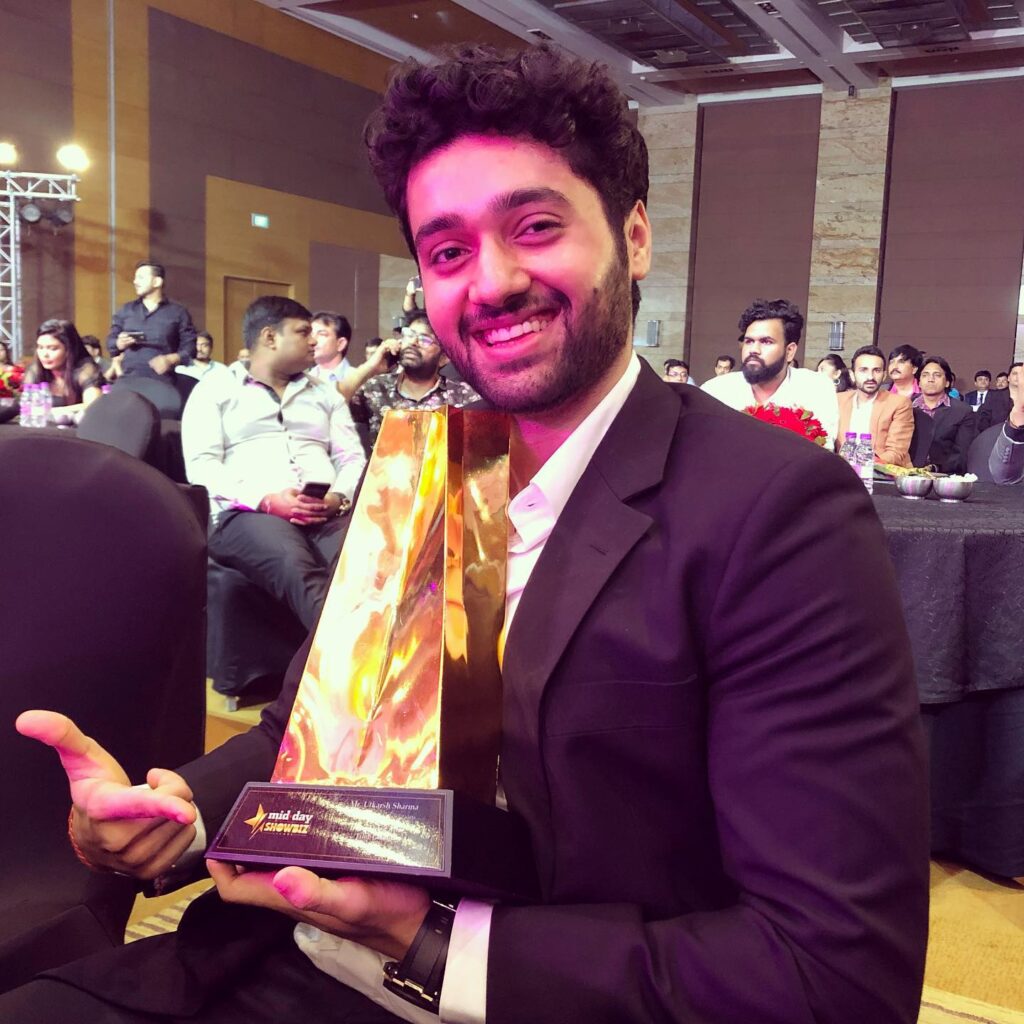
[207,407,538,901]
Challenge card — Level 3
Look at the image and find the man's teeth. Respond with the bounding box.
[482,318,551,344]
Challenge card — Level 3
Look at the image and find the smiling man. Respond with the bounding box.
[837,344,914,466]
[702,298,839,447]
[6,45,927,1024]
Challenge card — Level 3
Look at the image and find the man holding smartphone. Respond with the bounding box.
[106,260,198,415]
[181,295,366,630]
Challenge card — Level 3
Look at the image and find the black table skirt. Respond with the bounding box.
[873,481,1024,704]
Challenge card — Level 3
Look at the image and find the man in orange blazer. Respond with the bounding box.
[837,345,914,466]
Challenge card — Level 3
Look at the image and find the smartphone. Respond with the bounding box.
[411,275,422,290]
[300,481,330,499]
[126,331,146,344]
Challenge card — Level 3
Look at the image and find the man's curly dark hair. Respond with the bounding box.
[364,44,649,314]
[737,299,805,346]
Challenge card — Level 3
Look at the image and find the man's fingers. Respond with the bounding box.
[87,781,195,824]
[147,767,195,802]
[272,866,337,915]
[16,710,129,786]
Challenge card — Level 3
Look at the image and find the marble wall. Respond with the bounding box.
[805,85,892,366]
[636,103,699,372]
[638,86,892,369]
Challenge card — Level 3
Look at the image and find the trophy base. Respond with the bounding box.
[206,782,538,903]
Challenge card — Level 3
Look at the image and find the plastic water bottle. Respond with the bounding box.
[30,383,45,428]
[838,431,858,466]
[19,384,34,426]
[38,382,52,425]
[856,433,874,494]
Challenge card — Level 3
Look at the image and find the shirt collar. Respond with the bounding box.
[912,392,951,411]
[508,354,641,542]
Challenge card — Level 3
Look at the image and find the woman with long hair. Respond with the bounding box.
[0,340,14,371]
[24,318,104,409]
[816,354,853,393]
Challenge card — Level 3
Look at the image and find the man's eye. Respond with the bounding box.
[520,219,559,236]
[430,246,465,265]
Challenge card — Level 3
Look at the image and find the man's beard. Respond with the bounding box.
[447,252,632,415]
[742,352,787,385]
[858,380,879,396]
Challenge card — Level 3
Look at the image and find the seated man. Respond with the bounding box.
[837,345,913,466]
[909,354,976,474]
[181,295,365,630]
[989,361,1024,485]
[886,344,923,401]
[702,298,839,447]
[349,309,478,450]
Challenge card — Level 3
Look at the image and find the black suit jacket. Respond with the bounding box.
[967,387,1013,433]
[910,398,977,473]
[54,364,930,1023]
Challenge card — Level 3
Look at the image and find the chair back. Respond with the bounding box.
[78,389,160,462]
[0,432,207,990]
[966,423,1002,482]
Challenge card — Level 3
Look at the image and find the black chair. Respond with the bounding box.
[78,390,161,464]
[109,375,183,420]
[966,423,1002,482]
[0,432,207,993]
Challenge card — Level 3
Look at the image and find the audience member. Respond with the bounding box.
[816,353,853,393]
[7,44,927,1024]
[909,354,976,474]
[364,337,383,362]
[837,345,913,466]
[712,354,734,377]
[176,331,228,381]
[310,311,352,385]
[80,334,112,375]
[886,345,923,399]
[994,370,1009,390]
[349,309,478,449]
[234,346,251,364]
[0,340,16,371]
[963,367,1013,431]
[23,318,104,410]
[181,295,365,630]
[989,362,1024,485]
[106,260,197,417]
[703,298,839,446]
[662,358,688,383]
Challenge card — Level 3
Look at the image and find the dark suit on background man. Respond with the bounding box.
[910,399,976,474]
[967,387,1013,433]
[22,365,929,1024]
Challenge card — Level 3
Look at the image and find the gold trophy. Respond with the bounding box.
[207,407,537,901]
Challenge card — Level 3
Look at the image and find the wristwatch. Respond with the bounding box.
[382,899,457,1013]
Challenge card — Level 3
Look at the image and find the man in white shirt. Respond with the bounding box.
[10,45,927,1024]
[702,298,839,447]
[175,331,229,382]
[309,310,353,385]
[182,295,365,630]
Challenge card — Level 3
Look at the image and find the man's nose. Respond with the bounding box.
[468,238,530,308]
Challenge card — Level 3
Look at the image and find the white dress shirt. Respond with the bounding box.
[293,354,644,1022]
[176,359,230,382]
[702,366,839,449]
[181,363,366,525]
[848,391,876,439]
[309,357,352,384]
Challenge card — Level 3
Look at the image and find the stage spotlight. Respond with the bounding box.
[19,202,42,224]
[49,203,75,226]
[0,141,17,168]
[56,143,89,173]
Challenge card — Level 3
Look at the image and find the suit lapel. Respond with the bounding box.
[501,363,680,745]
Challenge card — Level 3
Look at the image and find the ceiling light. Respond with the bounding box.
[0,141,17,168]
[56,143,89,173]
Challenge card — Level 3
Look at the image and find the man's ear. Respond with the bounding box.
[258,325,277,351]
[340,337,350,356]
[785,341,799,364]
[624,200,652,283]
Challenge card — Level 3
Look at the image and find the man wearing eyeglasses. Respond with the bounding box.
[349,309,478,450]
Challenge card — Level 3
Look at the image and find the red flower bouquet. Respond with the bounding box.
[743,403,828,447]
[0,363,25,398]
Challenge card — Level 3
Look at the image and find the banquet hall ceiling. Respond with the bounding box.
[256,0,1024,103]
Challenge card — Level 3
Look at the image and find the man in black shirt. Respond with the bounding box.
[106,260,197,415]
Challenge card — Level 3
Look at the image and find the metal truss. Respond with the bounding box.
[0,172,80,357]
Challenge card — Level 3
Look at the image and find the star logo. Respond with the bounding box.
[243,803,268,838]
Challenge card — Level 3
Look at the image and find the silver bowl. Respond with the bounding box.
[895,475,933,499]
[932,478,974,502]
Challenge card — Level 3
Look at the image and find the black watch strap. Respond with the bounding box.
[382,900,457,1014]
